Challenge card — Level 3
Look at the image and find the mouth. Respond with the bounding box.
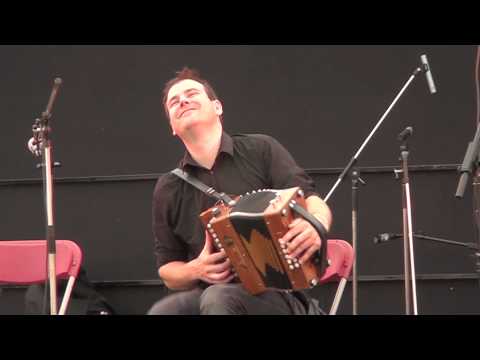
[179,108,196,118]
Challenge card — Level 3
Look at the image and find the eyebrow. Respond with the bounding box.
[167,88,200,107]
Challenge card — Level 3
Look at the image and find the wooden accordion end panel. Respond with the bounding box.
[199,187,324,295]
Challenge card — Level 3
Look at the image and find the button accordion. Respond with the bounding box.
[199,187,327,295]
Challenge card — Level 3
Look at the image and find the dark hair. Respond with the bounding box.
[162,67,220,120]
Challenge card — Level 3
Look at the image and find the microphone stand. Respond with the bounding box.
[472,171,480,283]
[322,57,429,315]
[351,169,365,315]
[394,127,418,315]
[323,64,425,203]
[375,232,480,284]
[29,78,63,315]
[455,121,480,288]
[376,233,480,250]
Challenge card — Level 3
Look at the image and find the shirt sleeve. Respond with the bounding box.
[262,135,319,198]
[152,175,188,269]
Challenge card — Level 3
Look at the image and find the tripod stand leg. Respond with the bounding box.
[402,206,412,315]
[472,168,480,287]
[351,170,360,315]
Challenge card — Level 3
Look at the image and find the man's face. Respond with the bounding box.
[165,79,222,136]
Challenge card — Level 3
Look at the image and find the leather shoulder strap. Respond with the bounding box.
[171,168,236,206]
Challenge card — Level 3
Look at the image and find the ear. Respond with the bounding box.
[213,99,223,116]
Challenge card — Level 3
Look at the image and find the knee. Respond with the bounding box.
[199,284,245,315]
[148,301,165,315]
[200,284,228,306]
[147,289,201,315]
[147,297,176,315]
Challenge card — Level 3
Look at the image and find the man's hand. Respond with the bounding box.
[279,218,321,264]
[159,230,236,290]
[194,230,235,284]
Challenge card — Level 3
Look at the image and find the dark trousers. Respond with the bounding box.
[147,283,312,315]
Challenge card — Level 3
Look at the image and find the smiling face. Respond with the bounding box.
[165,79,223,137]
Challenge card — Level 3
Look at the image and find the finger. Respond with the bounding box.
[289,239,313,261]
[288,218,303,229]
[287,228,313,254]
[299,246,319,265]
[207,258,231,273]
[280,223,306,244]
[212,274,235,284]
[208,268,233,282]
[284,220,311,241]
[205,250,229,264]
[202,230,214,253]
[225,274,236,283]
[206,229,212,238]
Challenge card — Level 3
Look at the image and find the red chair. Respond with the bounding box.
[0,240,83,315]
[318,239,354,315]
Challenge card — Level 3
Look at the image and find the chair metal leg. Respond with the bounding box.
[329,278,347,315]
[58,276,76,315]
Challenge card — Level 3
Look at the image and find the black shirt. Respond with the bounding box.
[152,132,319,269]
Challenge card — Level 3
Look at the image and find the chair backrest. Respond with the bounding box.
[0,240,82,285]
[319,239,354,284]
[317,239,354,315]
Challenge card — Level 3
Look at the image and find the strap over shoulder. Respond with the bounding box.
[171,168,236,206]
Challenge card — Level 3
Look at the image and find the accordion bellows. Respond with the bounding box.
[200,187,325,295]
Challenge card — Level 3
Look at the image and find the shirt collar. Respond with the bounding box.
[180,131,234,169]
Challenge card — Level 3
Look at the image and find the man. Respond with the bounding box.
[148,67,332,315]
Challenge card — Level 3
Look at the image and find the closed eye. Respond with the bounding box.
[186,89,200,97]
[168,88,202,108]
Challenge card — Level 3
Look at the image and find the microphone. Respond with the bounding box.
[373,233,401,244]
[420,54,437,94]
[43,77,63,119]
[398,126,413,141]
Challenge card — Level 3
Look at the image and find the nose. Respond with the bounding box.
[179,95,190,106]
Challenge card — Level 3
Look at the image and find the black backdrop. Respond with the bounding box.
[1,45,479,314]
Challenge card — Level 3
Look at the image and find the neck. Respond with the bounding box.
[182,122,223,170]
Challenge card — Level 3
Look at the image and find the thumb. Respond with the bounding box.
[202,230,214,254]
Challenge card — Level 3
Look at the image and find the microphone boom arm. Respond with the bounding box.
[324,66,423,202]
[375,232,480,250]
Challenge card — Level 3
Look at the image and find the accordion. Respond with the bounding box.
[199,187,327,295]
